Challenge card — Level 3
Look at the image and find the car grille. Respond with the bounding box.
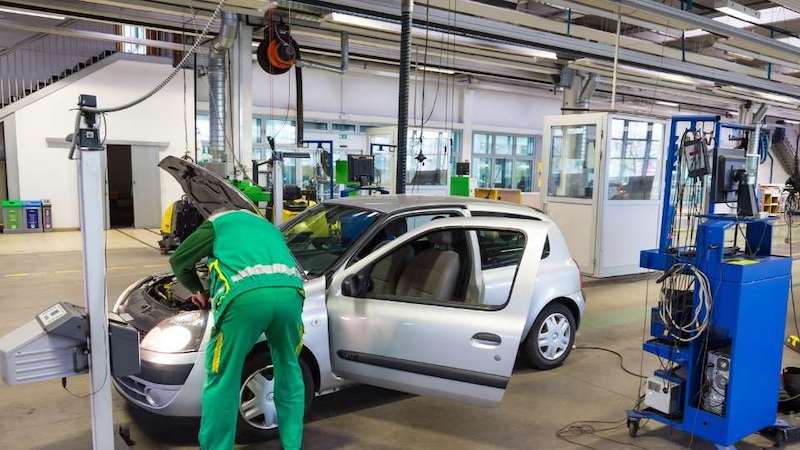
[116,375,148,404]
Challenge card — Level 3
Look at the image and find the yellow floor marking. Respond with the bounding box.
[5,273,30,277]
[143,264,167,268]
[55,270,81,274]
[107,266,134,271]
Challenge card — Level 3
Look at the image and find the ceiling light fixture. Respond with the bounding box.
[325,12,399,33]
[0,6,65,20]
[655,100,680,107]
[417,65,456,75]
[784,119,800,125]
[714,0,761,22]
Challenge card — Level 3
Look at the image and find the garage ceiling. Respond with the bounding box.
[1,0,800,120]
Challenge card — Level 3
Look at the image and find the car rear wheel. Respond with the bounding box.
[236,354,314,443]
[522,303,576,370]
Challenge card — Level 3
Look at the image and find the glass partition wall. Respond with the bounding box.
[542,113,667,278]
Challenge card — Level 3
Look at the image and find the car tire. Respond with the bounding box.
[522,302,576,370]
[236,353,314,444]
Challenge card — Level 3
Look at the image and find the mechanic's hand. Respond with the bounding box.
[191,291,210,309]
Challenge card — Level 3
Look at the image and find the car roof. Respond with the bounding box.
[325,195,544,216]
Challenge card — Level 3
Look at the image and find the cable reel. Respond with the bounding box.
[257,15,300,75]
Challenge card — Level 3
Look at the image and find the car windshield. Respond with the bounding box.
[282,204,381,277]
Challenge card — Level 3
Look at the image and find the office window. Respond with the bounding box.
[607,119,663,201]
[472,133,538,192]
[547,125,596,199]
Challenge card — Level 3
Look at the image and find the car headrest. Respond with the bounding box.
[429,230,453,248]
[384,219,408,238]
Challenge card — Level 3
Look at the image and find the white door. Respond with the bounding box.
[131,146,161,228]
[542,114,604,274]
[327,217,547,405]
[596,117,667,277]
[366,126,397,193]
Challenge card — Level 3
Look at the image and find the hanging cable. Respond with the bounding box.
[657,263,713,342]
[69,0,226,159]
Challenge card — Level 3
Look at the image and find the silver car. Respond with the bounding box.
[112,158,585,441]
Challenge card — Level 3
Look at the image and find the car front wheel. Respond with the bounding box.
[522,303,576,370]
[236,353,314,443]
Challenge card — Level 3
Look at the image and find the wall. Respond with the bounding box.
[3,58,194,228]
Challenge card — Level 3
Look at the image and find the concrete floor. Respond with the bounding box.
[1,233,800,449]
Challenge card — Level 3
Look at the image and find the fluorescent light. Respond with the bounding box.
[728,111,739,116]
[779,36,800,48]
[784,119,800,125]
[714,1,761,22]
[326,12,399,33]
[417,65,455,75]
[0,6,65,20]
[655,100,679,107]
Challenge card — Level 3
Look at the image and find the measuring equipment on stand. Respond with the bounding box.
[627,115,791,449]
[0,95,142,449]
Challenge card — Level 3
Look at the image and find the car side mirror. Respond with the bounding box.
[342,272,371,297]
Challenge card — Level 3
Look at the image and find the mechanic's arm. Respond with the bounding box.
[169,220,214,295]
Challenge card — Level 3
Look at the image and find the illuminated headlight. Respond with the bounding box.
[141,311,207,353]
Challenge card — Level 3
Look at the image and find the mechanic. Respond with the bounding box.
[169,209,306,450]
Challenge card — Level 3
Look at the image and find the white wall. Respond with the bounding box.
[4,58,194,228]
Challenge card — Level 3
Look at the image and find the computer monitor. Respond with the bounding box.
[347,155,375,184]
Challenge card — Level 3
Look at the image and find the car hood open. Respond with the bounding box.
[159,156,259,219]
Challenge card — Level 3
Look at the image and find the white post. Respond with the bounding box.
[273,157,283,226]
[77,147,114,450]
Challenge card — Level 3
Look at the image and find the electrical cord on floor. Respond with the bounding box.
[574,346,647,379]
[556,396,650,450]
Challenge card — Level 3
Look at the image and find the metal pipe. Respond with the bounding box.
[396,0,413,194]
[208,11,238,172]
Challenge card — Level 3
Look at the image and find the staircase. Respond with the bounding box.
[771,127,797,179]
[1,49,117,108]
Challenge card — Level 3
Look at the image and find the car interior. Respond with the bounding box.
[367,228,474,304]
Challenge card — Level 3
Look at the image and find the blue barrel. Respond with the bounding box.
[22,200,43,232]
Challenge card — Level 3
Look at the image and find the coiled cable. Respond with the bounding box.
[657,263,713,342]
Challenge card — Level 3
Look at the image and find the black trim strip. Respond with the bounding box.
[337,350,509,389]
[138,360,194,386]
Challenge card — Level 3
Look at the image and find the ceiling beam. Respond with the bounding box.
[298,0,800,99]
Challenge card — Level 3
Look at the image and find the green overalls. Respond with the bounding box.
[169,209,306,450]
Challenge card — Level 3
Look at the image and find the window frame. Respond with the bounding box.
[351,225,528,312]
[471,132,539,192]
[346,208,467,268]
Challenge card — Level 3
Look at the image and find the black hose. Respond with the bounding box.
[295,65,304,146]
[395,0,413,194]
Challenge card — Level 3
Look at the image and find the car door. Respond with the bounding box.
[327,217,547,406]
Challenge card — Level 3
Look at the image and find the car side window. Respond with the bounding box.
[355,227,526,310]
[353,211,462,262]
[476,230,525,270]
[470,211,550,259]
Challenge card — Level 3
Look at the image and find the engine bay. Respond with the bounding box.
[115,268,209,333]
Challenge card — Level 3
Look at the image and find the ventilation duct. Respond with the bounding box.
[208,11,238,176]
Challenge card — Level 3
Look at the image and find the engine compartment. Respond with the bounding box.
[115,268,209,333]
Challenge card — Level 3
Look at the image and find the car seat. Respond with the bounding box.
[395,230,460,302]
[369,220,414,295]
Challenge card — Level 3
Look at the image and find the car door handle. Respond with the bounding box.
[471,332,502,346]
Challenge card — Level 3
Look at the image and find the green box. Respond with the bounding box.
[335,160,349,185]
[449,176,470,197]
[2,200,23,232]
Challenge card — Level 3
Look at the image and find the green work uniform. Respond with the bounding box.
[170,209,306,450]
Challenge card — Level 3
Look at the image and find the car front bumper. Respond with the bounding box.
[113,348,205,417]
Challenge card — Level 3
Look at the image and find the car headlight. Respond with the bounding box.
[141,310,208,353]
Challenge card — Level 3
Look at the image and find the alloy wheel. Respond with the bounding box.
[537,312,571,361]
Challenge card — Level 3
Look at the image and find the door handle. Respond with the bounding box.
[471,332,502,346]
